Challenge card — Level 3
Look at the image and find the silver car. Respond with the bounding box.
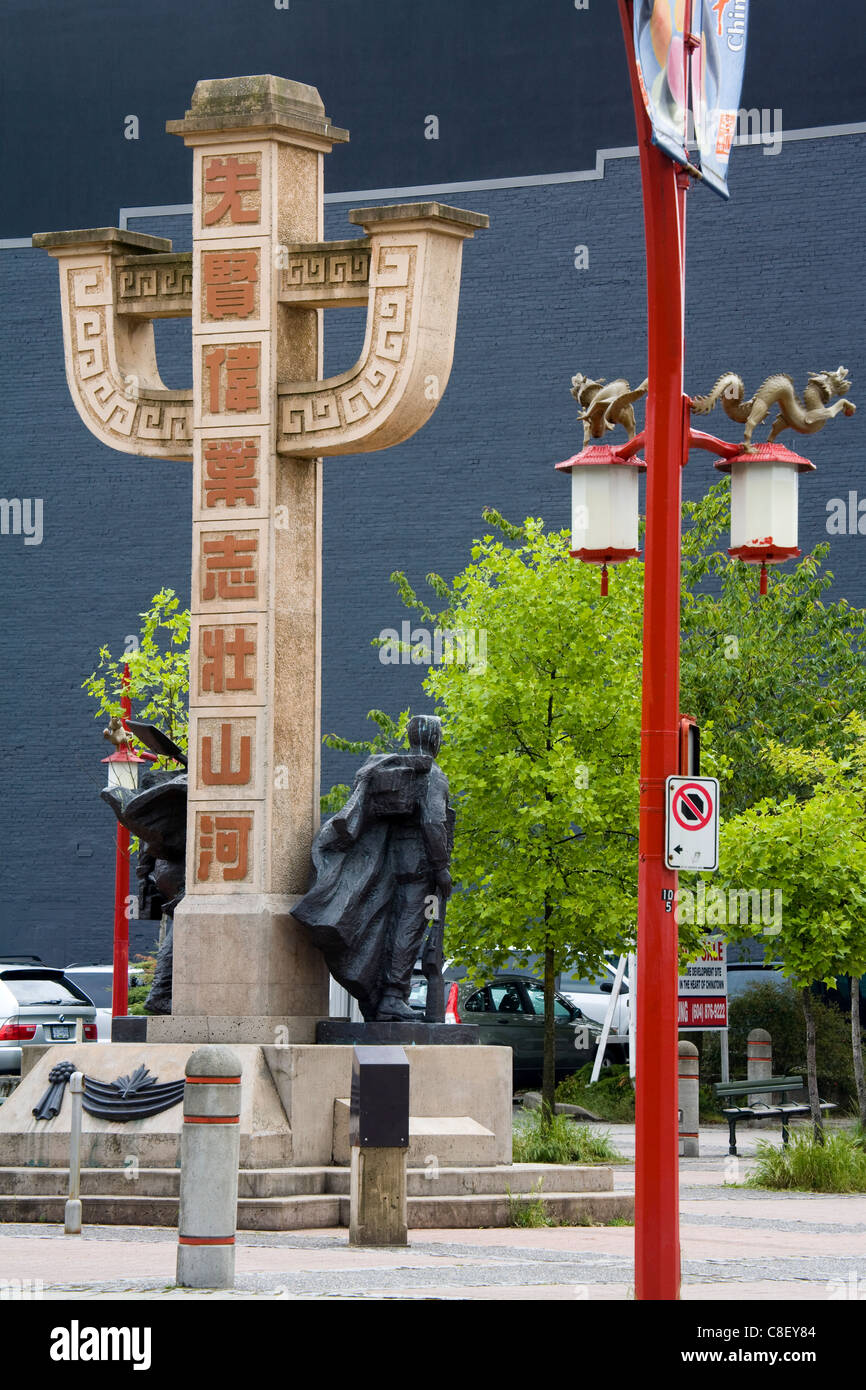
[0,965,98,1073]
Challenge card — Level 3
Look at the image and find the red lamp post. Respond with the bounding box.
[556,3,820,1299]
[616,0,691,1300]
[101,667,147,1021]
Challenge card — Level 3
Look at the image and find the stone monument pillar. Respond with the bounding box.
[34,75,488,1041]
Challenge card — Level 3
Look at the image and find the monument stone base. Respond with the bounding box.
[147,1016,326,1045]
[0,1041,511,1169]
[315,1021,479,1045]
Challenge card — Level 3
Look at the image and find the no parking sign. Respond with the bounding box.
[665,776,719,871]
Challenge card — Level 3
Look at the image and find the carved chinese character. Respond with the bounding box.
[200,626,256,694]
[203,438,259,507]
[200,722,253,786]
[205,344,261,414]
[203,250,259,320]
[203,155,261,226]
[201,534,258,602]
[197,812,252,882]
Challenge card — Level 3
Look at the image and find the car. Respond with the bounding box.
[410,970,619,1085]
[64,964,147,1040]
[0,964,98,1074]
[559,959,631,1037]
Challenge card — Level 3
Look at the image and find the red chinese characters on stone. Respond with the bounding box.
[200,626,256,694]
[200,723,253,787]
[201,534,258,603]
[203,250,259,320]
[203,438,259,508]
[197,813,252,883]
[205,345,261,414]
[203,156,261,227]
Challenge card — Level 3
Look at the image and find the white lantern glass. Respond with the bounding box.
[570,459,641,557]
[730,459,798,554]
[105,756,141,791]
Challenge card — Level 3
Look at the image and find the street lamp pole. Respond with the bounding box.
[618,0,691,1300]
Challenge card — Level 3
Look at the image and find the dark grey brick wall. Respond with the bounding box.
[1,131,864,965]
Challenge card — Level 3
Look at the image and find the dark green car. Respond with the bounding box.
[410,972,616,1085]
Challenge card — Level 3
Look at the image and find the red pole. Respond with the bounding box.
[111,665,133,1020]
[618,0,689,1299]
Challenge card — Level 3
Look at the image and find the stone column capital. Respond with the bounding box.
[166,74,349,151]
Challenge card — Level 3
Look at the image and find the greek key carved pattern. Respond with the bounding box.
[116,255,193,311]
[278,246,414,441]
[66,265,193,454]
[279,245,371,295]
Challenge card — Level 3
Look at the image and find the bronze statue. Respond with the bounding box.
[293,714,454,1023]
[691,367,856,452]
[570,372,648,447]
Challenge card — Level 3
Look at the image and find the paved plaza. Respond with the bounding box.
[2,1123,861,1301]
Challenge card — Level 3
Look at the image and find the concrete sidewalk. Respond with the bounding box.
[1,1124,862,1300]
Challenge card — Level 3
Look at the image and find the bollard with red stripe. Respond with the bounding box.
[677,1040,700,1158]
[176,1045,242,1290]
[748,1027,773,1110]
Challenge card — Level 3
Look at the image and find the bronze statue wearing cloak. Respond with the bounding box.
[293,714,454,1022]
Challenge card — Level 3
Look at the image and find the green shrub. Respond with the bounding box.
[513,1110,622,1164]
[555,1062,635,1122]
[746,1129,866,1193]
[128,951,157,1016]
[700,981,862,1105]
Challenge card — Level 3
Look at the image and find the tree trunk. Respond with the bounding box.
[851,976,866,1130]
[542,941,557,1130]
[802,987,824,1144]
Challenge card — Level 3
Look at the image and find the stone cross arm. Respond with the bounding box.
[33,200,488,464]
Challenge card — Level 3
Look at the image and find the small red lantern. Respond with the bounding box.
[556,444,646,594]
[714,442,815,593]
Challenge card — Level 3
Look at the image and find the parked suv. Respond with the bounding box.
[0,965,98,1073]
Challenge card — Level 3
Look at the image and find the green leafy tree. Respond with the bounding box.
[681,480,866,815]
[82,588,190,754]
[717,716,866,1136]
[323,513,652,1119]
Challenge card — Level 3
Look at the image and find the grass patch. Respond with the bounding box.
[506,1179,551,1227]
[746,1129,866,1193]
[555,1063,635,1122]
[513,1110,623,1164]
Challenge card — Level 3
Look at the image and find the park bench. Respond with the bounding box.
[714,1075,836,1156]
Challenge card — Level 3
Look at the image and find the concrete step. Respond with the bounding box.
[0,1161,612,1200]
[0,1166,333,1199]
[406,1191,634,1227]
[0,1188,633,1229]
[0,1161,630,1229]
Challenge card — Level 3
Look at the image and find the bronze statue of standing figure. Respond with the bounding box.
[293,714,455,1023]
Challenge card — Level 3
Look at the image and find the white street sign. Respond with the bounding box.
[665,775,719,871]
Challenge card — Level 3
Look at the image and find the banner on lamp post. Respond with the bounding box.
[632,0,691,170]
[691,0,751,198]
[632,1,750,198]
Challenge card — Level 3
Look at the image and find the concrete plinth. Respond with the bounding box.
[148,1015,324,1045]
[169,894,330,1019]
[0,1041,512,1170]
[316,1021,479,1045]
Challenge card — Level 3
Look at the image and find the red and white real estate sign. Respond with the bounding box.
[678,934,728,1030]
